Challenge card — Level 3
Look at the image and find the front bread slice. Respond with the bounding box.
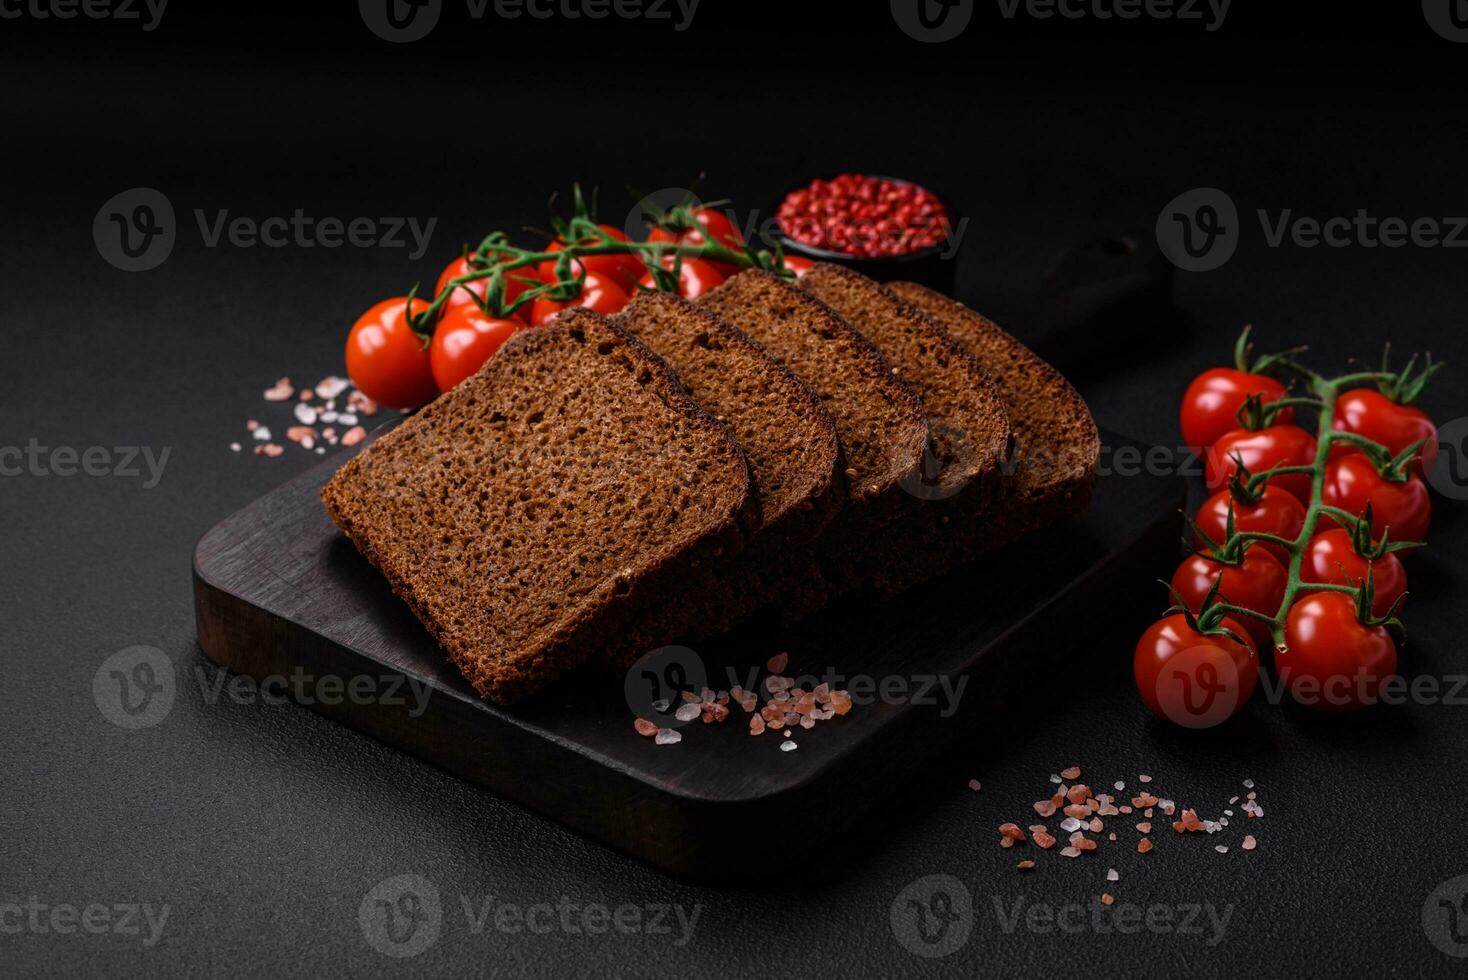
[320,308,755,704]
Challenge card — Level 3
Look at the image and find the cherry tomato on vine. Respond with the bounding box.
[1134,613,1258,728]
[1299,528,1407,619]
[634,257,729,300]
[434,256,539,325]
[1180,367,1293,451]
[1169,547,1286,652]
[1278,593,1397,711]
[1206,425,1318,504]
[537,224,645,293]
[778,254,815,278]
[1330,387,1438,477]
[1193,485,1307,566]
[647,207,745,276]
[529,271,631,326]
[345,297,438,411]
[428,306,525,392]
[1321,453,1431,547]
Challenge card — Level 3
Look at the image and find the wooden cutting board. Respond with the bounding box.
[193,431,1182,878]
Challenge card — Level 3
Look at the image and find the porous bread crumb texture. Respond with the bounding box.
[320,309,753,704]
[615,290,839,541]
[699,270,927,505]
[798,263,1010,500]
[890,281,1099,502]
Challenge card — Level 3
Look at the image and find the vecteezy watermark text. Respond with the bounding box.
[358,874,700,958]
[94,187,438,272]
[0,440,170,488]
[93,646,434,731]
[359,0,699,43]
[0,0,167,31]
[994,0,1231,31]
[0,898,170,947]
[992,895,1232,945]
[1157,187,1468,271]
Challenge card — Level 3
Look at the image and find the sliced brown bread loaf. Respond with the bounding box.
[698,270,931,612]
[796,263,1012,594]
[890,281,1099,540]
[320,308,756,704]
[600,291,842,665]
[615,291,841,547]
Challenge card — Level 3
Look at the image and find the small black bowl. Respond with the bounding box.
[766,175,960,293]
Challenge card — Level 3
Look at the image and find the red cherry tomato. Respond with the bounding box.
[778,254,815,278]
[1193,485,1307,566]
[1180,367,1293,450]
[345,297,438,411]
[529,270,631,326]
[1278,592,1397,711]
[1134,613,1258,728]
[434,256,540,325]
[1299,528,1407,619]
[537,224,645,292]
[634,257,729,300]
[1330,388,1438,477]
[1169,547,1287,652]
[428,306,525,392]
[1206,425,1318,504]
[647,207,745,275]
[1321,453,1431,547]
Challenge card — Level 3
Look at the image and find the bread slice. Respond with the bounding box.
[601,291,841,663]
[698,270,931,610]
[320,309,755,704]
[796,263,1012,594]
[890,281,1099,538]
[615,291,841,548]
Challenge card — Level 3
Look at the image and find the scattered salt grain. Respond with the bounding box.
[263,378,294,401]
[1107,868,1119,882]
[780,740,797,752]
[1060,847,1081,859]
[1017,860,1035,871]
[1114,781,1125,791]
[294,403,318,425]
[633,718,657,737]
[1050,774,1062,784]
[341,426,367,447]
[654,729,681,746]
[1138,774,1152,783]
[766,652,788,673]
[651,699,671,713]
[1060,817,1082,833]
[1215,845,1228,854]
[1242,835,1257,851]
[1242,779,1255,789]
[337,412,358,426]
[315,376,350,399]
[1061,766,1081,780]
[252,426,272,441]
[968,779,982,792]
[229,442,241,452]
[674,703,701,722]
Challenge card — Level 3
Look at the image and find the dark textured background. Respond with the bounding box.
[4,3,1468,976]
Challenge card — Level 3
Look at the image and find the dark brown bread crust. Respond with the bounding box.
[320,309,755,704]
[797,264,1012,595]
[700,270,928,517]
[599,292,844,668]
[890,282,1099,534]
[615,291,842,547]
[844,283,1101,595]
